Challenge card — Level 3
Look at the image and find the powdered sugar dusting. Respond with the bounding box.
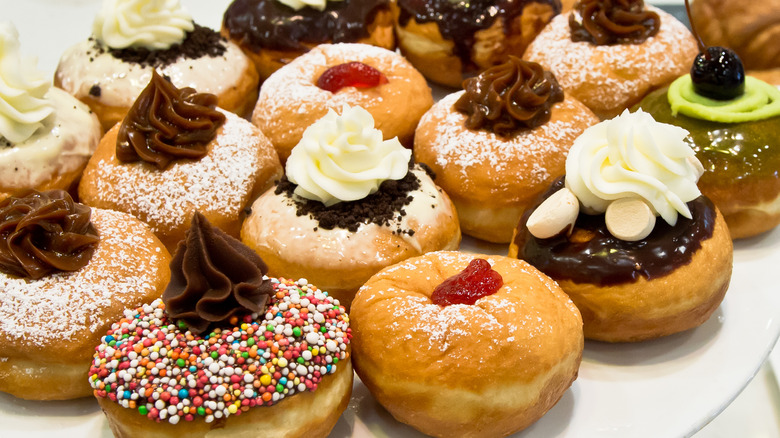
[91,111,265,234]
[523,7,697,113]
[0,209,164,348]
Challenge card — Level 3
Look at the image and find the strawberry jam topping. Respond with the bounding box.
[316,62,389,93]
[430,258,503,306]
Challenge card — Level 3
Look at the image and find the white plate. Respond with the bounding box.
[2,1,779,437]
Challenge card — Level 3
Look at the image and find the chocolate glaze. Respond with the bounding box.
[513,178,716,286]
[396,0,560,69]
[223,0,389,52]
[455,56,563,136]
[569,0,660,45]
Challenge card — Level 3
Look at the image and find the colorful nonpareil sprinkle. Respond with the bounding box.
[89,277,351,424]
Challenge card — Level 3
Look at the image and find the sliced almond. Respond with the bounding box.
[605,198,656,241]
[527,187,580,239]
[687,155,705,179]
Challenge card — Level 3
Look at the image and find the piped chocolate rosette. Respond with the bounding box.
[633,0,780,239]
[89,213,352,435]
[569,0,660,45]
[509,109,733,342]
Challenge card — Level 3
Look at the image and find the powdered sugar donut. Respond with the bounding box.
[251,43,432,163]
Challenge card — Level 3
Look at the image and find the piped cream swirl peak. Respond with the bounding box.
[276,0,344,11]
[93,0,194,50]
[569,0,660,45]
[668,74,780,123]
[116,70,225,169]
[454,56,564,137]
[565,109,702,226]
[285,105,412,207]
[163,212,273,335]
[0,22,54,144]
[0,190,99,279]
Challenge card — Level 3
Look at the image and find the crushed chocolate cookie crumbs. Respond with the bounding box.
[89,84,101,97]
[99,24,226,67]
[275,162,423,235]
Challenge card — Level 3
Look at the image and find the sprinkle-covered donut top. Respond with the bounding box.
[89,277,351,425]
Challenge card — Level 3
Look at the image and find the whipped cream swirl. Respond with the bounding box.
[286,105,411,207]
[93,0,194,50]
[565,109,702,225]
[276,0,344,11]
[0,22,54,144]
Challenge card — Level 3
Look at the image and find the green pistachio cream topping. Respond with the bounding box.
[667,75,780,123]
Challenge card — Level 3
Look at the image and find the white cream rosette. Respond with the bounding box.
[565,109,702,226]
[0,22,53,144]
[276,0,344,11]
[93,0,194,50]
[286,105,412,207]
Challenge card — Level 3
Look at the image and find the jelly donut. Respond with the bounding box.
[414,57,598,243]
[350,251,583,437]
[222,0,394,81]
[510,110,733,342]
[0,190,171,400]
[89,213,352,438]
[635,13,780,239]
[78,71,282,251]
[252,43,432,163]
[392,0,561,88]
[55,0,259,131]
[523,0,698,119]
[0,23,101,201]
[242,105,460,308]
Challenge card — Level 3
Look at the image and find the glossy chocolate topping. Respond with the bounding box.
[223,0,389,51]
[163,212,273,335]
[454,56,563,136]
[513,179,716,286]
[569,0,660,45]
[397,0,560,68]
[116,70,225,170]
[0,190,98,280]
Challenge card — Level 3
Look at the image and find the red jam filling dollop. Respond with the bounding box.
[316,62,389,93]
[431,258,503,306]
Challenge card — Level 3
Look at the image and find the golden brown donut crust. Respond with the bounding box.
[391,2,558,88]
[0,209,171,400]
[413,92,598,243]
[222,9,395,81]
[78,111,282,252]
[523,6,698,119]
[509,207,733,342]
[252,43,432,163]
[97,360,353,438]
[702,177,780,239]
[350,251,583,438]
[53,61,259,133]
[240,168,461,308]
[691,0,780,71]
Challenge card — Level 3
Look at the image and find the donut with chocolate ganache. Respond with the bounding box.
[241,105,460,308]
[351,251,583,437]
[392,0,561,88]
[635,6,780,239]
[414,56,598,243]
[523,0,697,119]
[0,190,171,400]
[252,43,432,163]
[509,110,733,342]
[90,213,352,438]
[222,0,394,81]
[78,71,282,252]
[55,0,259,131]
[0,23,101,201]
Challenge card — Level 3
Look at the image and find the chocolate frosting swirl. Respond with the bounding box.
[116,70,226,169]
[454,56,564,136]
[163,212,273,335]
[569,0,660,45]
[0,190,99,280]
